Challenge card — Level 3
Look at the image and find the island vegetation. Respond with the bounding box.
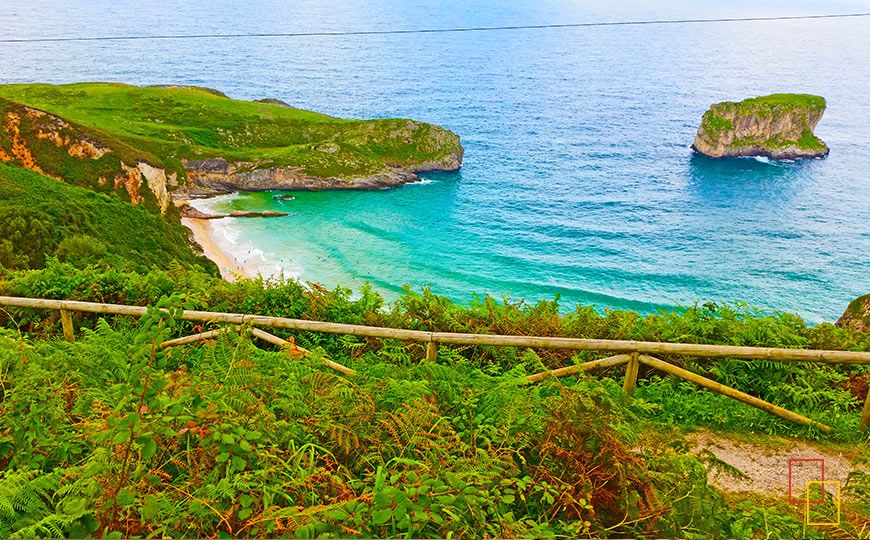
[0,86,868,539]
[692,93,829,159]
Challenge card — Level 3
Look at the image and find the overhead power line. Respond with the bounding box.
[1,12,868,44]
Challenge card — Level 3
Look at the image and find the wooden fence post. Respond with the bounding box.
[638,354,833,433]
[860,388,870,431]
[426,341,438,362]
[60,309,75,342]
[623,352,639,395]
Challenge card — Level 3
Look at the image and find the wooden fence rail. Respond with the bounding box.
[1,295,868,433]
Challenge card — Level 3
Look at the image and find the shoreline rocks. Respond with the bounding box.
[178,202,289,220]
[691,94,828,160]
[181,148,461,193]
[229,210,290,218]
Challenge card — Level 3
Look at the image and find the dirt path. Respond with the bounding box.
[687,430,865,500]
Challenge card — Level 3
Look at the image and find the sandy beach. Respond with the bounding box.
[182,216,254,282]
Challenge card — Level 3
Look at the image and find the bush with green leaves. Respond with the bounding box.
[0,163,216,274]
[1,296,846,539]
[3,261,868,442]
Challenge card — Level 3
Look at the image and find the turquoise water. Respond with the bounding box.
[2,1,870,322]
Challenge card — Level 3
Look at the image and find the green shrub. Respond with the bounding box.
[0,163,216,274]
[0,300,834,539]
[55,234,107,267]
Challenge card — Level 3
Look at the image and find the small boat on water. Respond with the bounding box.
[273,195,295,200]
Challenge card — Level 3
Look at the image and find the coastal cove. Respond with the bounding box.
[3,0,870,323]
[5,3,870,538]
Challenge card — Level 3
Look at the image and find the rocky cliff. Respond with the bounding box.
[181,121,463,193]
[836,294,870,332]
[691,94,828,160]
[0,98,172,213]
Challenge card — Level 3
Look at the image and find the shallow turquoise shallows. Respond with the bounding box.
[2,0,869,323]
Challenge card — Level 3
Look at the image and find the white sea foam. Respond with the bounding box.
[218,223,304,281]
[247,252,304,282]
[210,219,241,245]
[187,194,308,283]
[187,192,241,214]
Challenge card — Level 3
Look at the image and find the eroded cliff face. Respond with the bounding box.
[691,95,828,160]
[180,123,463,194]
[837,295,870,332]
[182,157,421,192]
[181,146,462,193]
[0,100,171,213]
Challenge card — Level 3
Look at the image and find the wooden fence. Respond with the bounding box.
[2,295,869,434]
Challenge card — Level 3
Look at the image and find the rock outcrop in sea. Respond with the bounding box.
[691,94,828,160]
[177,203,289,219]
[836,294,870,332]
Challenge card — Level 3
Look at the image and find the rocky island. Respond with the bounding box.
[0,83,463,212]
[691,94,828,160]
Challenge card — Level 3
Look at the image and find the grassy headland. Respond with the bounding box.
[0,83,463,198]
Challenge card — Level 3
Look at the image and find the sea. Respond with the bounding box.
[2,0,869,323]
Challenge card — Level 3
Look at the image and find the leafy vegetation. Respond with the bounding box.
[796,127,829,151]
[0,163,216,273]
[0,259,868,537]
[3,260,869,439]
[0,291,862,539]
[0,83,462,181]
[701,112,734,141]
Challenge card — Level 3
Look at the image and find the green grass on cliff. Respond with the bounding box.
[0,96,173,211]
[0,83,461,179]
[699,93,828,152]
[795,127,828,151]
[0,162,216,273]
[845,293,870,328]
[727,130,828,152]
[709,94,827,116]
[738,93,826,111]
[701,113,734,141]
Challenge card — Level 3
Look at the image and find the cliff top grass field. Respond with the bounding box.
[731,93,827,111]
[0,83,462,181]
